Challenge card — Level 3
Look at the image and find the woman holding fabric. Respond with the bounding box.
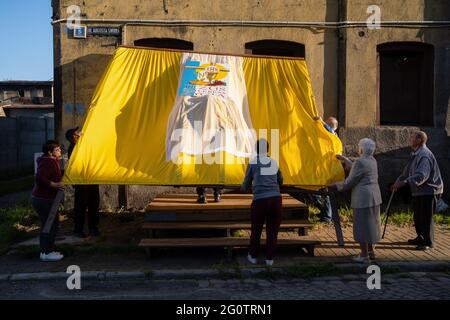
[329,138,382,263]
[31,140,65,262]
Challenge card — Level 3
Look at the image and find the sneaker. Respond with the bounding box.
[319,219,333,225]
[351,255,370,264]
[416,245,433,251]
[265,260,274,266]
[247,253,257,264]
[40,252,64,262]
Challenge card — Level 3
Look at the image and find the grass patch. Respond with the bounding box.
[309,201,450,228]
[286,263,338,279]
[231,230,246,237]
[0,176,34,197]
[0,205,38,254]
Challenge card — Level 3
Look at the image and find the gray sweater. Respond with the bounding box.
[241,155,283,200]
[397,145,444,196]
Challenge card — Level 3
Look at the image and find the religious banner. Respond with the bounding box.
[63,46,344,187]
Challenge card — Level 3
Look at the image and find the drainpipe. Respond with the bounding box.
[337,0,347,130]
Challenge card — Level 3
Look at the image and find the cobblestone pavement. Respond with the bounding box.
[1,272,449,300]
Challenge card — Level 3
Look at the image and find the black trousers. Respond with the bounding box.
[412,195,436,247]
[74,185,100,233]
[196,187,222,197]
[32,196,59,254]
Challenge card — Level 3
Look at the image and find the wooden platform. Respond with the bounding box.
[139,193,319,259]
[145,193,308,221]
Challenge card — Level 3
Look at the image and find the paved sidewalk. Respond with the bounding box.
[263,224,450,266]
[1,225,448,275]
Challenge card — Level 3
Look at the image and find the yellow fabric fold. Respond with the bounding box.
[63,47,344,187]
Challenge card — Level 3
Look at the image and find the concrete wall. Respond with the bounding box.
[0,117,54,178]
[52,0,450,207]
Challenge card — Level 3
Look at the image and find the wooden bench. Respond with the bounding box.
[139,237,321,258]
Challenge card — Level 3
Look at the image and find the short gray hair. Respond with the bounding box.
[358,138,376,156]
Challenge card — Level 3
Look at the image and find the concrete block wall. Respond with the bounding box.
[0,117,54,178]
[340,126,450,201]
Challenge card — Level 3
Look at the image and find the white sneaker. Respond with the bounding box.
[247,253,257,264]
[352,255,370,264]
[40,252,64,262]
[265,260,274,266]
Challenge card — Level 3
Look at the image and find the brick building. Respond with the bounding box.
[51,0,450,208]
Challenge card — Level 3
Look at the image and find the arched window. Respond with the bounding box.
[377,42,434,126]
[134,38,193,51]
[245,40,305,58]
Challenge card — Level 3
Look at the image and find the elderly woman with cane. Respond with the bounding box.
[329,138,382,263]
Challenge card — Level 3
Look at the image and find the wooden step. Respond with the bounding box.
[144,209,307,222]
[139,237,320,257]
[147,198,306,211]
[145,193,308,221]
[142,220,313,230]
[156,193,294,199]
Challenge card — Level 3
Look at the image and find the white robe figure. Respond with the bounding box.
[166,53,256,162]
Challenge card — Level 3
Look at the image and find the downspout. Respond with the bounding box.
[337,0,347,129]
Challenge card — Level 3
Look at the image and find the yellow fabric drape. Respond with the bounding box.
[63,47,344,187]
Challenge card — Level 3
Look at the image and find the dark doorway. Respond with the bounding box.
[378,42,434,126]
[245,40,305,58]
[134,38,193,51]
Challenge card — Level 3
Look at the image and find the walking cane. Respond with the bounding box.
[381,190,395,239]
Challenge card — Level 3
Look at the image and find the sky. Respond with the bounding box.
[0,1,53,81]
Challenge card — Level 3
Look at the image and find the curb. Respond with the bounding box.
[1,261,449,282]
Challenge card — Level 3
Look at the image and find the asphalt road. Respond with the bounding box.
[1,272,449,300]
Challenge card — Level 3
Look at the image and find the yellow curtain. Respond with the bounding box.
[63,47,344,187]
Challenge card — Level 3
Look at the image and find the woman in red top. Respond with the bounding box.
[31,140,64,262]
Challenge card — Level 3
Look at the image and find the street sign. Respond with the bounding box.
[87,26,121,36]
[73,25,87,38]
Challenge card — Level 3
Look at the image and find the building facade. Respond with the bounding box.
[51,0,450,208]
[0,81,54,177]
[0,81,54,118]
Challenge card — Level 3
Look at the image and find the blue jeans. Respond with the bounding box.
[311,194,332,222]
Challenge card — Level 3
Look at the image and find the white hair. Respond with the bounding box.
[358,138,376,156]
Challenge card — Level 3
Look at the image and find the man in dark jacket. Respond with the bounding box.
[392,131,444,250]
[66,127,101,237]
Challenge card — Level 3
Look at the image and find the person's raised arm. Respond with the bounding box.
[241,164,253,191]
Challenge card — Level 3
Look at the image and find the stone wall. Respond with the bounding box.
[340,126,450,201]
